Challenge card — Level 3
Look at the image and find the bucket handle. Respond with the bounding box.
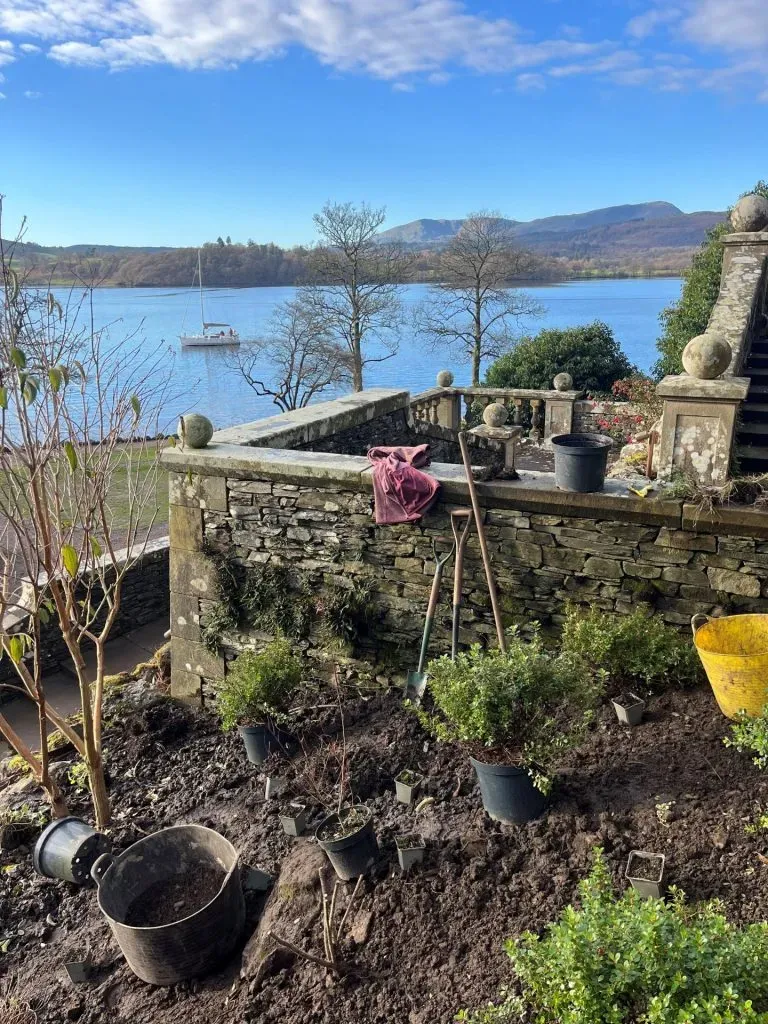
[691,613,710,636]
[90,852,114,887]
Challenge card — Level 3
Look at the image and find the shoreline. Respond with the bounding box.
[33,271,685,290]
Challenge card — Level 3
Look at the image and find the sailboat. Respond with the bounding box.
[180,250,241,348]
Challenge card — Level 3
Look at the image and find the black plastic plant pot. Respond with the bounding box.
[315,806,378,881]
[469,757,549,824]
[625,850,666,899]
[396,834,425,871]
[395,769,424,806]
[551,433,613,493]
[612,693,646,727]
[91,824,244,986]
[237,724,290,766]
[280,803,308,837]
[33,817,111,886]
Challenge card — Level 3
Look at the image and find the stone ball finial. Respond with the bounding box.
[681,333,732,380]
[179,413,214,449]
[730,194,768,233]
[553,372,573,392]
[483,402,509,428]
[436,369,454,388]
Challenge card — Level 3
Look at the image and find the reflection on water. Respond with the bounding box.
[51,278,682,433]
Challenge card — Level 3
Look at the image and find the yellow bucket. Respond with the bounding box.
[692,613,768,720]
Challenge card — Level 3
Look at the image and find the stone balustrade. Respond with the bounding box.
[410,384,584,441]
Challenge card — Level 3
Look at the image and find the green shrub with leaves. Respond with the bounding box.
[560,605,700,693]
[460,850,768,1024]
[725,705,768,770]
[216,639,302,731]
[318,577,376,648]
[415,629,601,792]
[485,321,635,395]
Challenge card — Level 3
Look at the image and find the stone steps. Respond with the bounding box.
[735,344,768,471]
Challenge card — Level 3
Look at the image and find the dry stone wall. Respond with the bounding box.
[164,451,768,701]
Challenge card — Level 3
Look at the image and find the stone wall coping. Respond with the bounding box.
[681,502,768,538]
[162,443,373,485]
[414,385,584,402]
[211,388,411,448]
[723,232,768,245]
[657,374,750,401]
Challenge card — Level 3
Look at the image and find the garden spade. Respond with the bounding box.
[405,540,455,703]
[450,508,473,660]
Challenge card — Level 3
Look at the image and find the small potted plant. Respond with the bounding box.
[395,769,424,805]
[625,850,666,899]
[413,629,601,824]
[215,640,302,765]
[611,691,646,727]
[396,834,425,871]
[280,802,308,837]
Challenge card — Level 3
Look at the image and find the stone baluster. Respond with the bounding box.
[529,399,543,440]
[512,398,523,428]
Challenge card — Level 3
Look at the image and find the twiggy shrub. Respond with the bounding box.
[725,705,768,770]
[216,640,302,731]
[460,849,768,1024]
[561,605,700,693]
[415,629,601,792]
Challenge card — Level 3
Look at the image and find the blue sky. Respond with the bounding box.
[0,0,767,247]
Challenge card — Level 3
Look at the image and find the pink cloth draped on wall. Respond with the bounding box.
[367,445,440,525]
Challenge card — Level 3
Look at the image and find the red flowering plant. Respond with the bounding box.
[590,375,662,446]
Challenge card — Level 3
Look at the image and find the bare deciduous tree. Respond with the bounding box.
[228,296,350,412]
[305,202,411,392]
[0,200,169,827]
[414,211,543,385]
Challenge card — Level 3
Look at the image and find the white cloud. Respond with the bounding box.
[0,0,765,101]
[515,72,545,92]
[626,8,681,40]
[681,0,768,51]
[23,89,41,97]
[0,0,612,78]
[0,91,5,99]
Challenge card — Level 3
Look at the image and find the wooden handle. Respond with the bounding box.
[458,433,507,654]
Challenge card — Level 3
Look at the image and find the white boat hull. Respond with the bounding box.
[180,335,241,348]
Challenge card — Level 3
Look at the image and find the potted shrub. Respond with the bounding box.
[215,640,302,765]
[315,805,379,880]
[414,629,601,823]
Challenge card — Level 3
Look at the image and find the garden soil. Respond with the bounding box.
[2,676,768,1024]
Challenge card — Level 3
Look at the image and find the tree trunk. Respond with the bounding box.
[87,750,111,830]
[471,344,481,387]
[472,291,482,386]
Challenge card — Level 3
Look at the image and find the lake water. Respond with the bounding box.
[53,277,682,433]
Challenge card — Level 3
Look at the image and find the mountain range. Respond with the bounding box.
[7,201,726,287]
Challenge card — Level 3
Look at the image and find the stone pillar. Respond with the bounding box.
[434,371,461,431]
[436,392,461,431]
[655,375,749,487]
[544,398,575,440]
[167,470,227,702]
[470,403,523,476]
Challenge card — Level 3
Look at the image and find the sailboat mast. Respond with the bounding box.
[198,250,205,333]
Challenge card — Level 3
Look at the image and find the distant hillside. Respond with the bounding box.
[379,202,722,248]
[4,201,727,287]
